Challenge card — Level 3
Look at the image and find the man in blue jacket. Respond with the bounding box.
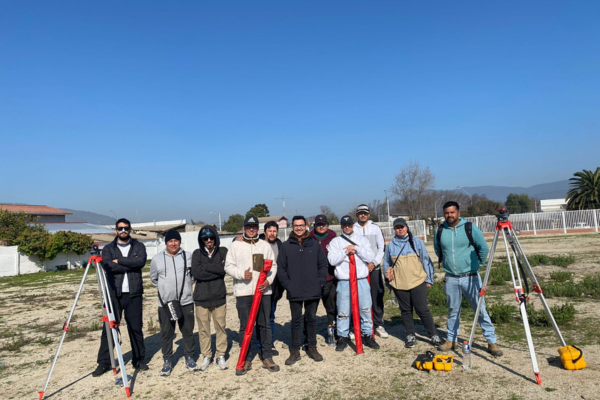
[434,201,503,356]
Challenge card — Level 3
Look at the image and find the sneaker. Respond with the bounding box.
[285,349,301,365]
[160,359,172,376]
[306,346,323,362]
[185,356,197,372]
[92,364,111,377]
[405,334,416,348]
[362,334,380,350]
[336,337,349,352]
[262,358,280,372]
[348,331,355,340]
[198,356,212,372]
[235,361,252,376]
[216,356,229,370]
[271,346,279,357]
[437,340,458,352]
[488,343,504,357]
[375,326,389,339]
[431,335,442,347]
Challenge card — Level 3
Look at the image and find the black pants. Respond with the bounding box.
[158,304,195,359]
[97,293,145,367]
[370,267,385,328]
[236,295,272,361]
[322,280,337,327]
[291,299,319,349]
[393,282,437,337]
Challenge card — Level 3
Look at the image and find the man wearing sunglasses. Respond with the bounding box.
[191,225,229,372]
[225,214,279,375]
[93,218,148,377]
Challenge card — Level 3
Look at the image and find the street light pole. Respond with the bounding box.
[384,190,390,222]
[434,195,445,222]
[456,186,472,206]
[210,212,222,232]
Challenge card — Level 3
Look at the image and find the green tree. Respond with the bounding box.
[246,204,270,218]
[223,214,245,233]
[0,210,44,243]
[505,193,531,214]
[566,167,600,210]
[461,194,503,217]
[319,205,339,225]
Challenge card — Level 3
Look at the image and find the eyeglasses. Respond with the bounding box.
[315,223,326,228]
[293,225,306,229]
[245,225,258,230]
[202,236,215,241]
[117,227,131,232]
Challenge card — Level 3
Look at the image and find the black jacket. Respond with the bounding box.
[259,233,285,302]
[191,225,228,308]
[277,233,328,301]
[101,237,147,297]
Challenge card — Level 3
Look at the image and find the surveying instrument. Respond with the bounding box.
[467,208,577,385]
[39,244,131,399]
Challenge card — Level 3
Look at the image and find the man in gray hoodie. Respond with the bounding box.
[150,229,196,376]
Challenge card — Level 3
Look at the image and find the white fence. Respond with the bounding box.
[464,209,600,235]
[0,246,91,277]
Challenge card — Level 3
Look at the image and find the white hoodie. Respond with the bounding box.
[327,232,374,280]
[353,220,385,266]
[224,238,277,297]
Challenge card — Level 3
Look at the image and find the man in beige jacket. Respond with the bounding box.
[225,214,280,375]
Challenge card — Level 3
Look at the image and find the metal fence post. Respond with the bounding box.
[562,212,567,234]
[532,213,537,235]
[594,209,599,233]
[422,220,427,243]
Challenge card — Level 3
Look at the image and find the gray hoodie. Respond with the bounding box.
[150,248,194,307]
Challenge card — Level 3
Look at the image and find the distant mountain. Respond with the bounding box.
[63,209,116,225]
[460,180,569,202]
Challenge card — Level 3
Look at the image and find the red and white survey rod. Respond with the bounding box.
[348,253,363,354]
[236,259,273,371]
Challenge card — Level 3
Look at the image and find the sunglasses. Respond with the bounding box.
[202,236,215,241]
[117,227,131,232]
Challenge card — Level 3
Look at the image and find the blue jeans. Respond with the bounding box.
[444,274,497,343]
[336,279,373,338]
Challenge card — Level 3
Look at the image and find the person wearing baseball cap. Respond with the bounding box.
[383,218,441,349]
[224,214,280,374]
[353,204,388,339]
[327,215,380,352]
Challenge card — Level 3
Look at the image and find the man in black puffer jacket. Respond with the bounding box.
[277,216,328,365]
[93,218,148,377]
[191,225,228,371]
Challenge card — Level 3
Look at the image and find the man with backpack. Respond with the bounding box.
[434,201,503,356]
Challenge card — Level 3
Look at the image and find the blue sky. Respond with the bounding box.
[1,1,598,224]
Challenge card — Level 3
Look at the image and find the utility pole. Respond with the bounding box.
[275,194,292,218]
[384,190,391,222]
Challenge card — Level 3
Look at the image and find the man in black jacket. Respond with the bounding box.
[191,225,228,371]
[93,218,148,377]
[277,216,328,365]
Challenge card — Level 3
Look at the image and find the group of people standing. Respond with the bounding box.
[91,201,502,378]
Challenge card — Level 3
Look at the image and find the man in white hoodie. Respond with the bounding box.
[328,215,380,352]
[353,204,388,339]
[225,214,280,375]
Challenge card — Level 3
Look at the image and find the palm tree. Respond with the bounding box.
[566,167,600,210]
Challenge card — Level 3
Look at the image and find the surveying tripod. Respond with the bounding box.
[39,245,131,399]
[467,209,567,385]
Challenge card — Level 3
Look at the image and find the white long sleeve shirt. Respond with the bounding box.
[224,239,277,297]
[353,220,385,266]
[327,233,374,280]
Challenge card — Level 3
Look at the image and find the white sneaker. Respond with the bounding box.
[348,331,355,340]
[198,357,212,371]
[375,326,389,339]
[216,356,228,370]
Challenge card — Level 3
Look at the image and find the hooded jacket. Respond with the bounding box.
[191,225,228,308]
[277,232,328,301]
[309,228,337,282]
[353,220,385,266]
[383,234,434,285]
[101,237,147,297]
[150,248,194,307]
[224,236,277,297]
[327,232,374,280]
[433,217,489,275]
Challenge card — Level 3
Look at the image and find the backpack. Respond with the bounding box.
[435,222,482,269]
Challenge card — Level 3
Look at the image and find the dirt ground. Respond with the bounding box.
[1,233,599,400]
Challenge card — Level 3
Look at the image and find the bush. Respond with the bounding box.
[580,273,600,299]
[526,254,575,268]
[526,303,576,327]
[550,271,573,283]
[528,254,551,267]
[542,281,581,298]
[551,255,576,268]
[488,303,515,324]
[489,262,512,285]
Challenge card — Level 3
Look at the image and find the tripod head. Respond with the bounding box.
[496,208,510,222]
[90,244,101,256]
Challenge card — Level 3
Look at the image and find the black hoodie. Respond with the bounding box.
[191,225,228,308]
